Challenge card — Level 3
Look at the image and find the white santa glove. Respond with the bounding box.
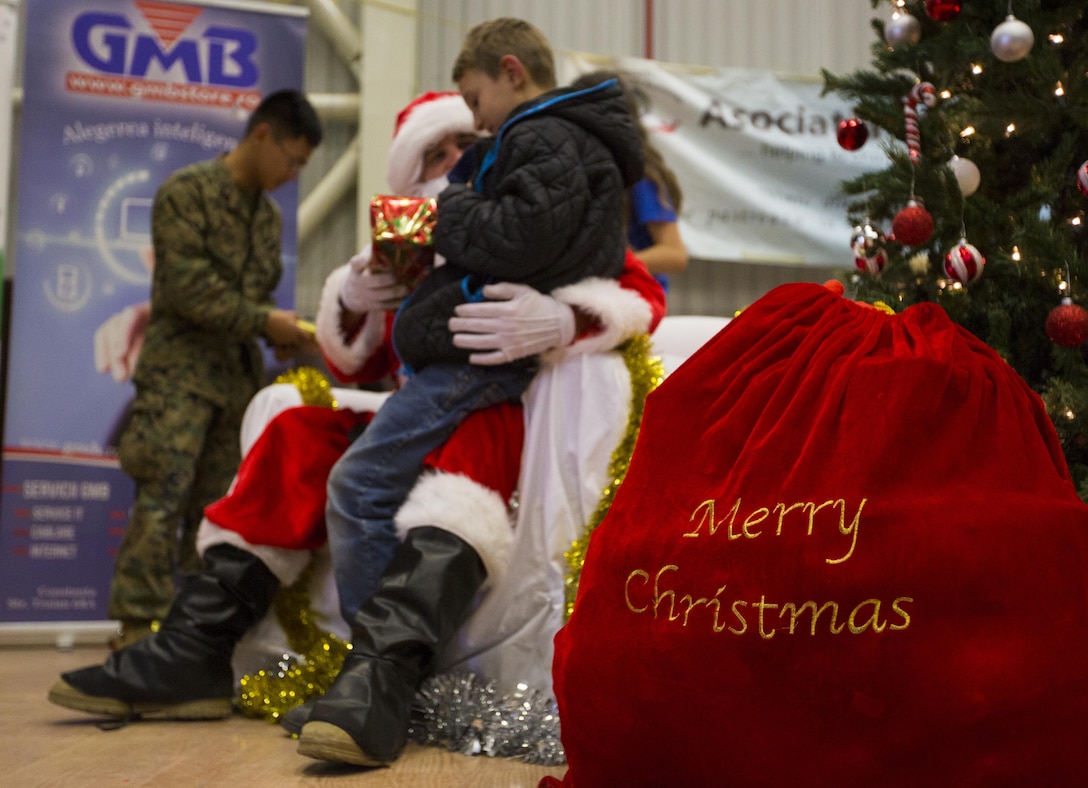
[449,282,576,365]
[93,301,151,382]
[339,249,410,313]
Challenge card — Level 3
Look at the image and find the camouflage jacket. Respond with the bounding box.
[132,156,282,406]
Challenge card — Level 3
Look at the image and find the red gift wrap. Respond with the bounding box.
[369,194,437,291]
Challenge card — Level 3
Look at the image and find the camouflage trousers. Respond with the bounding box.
[107,383,250,622]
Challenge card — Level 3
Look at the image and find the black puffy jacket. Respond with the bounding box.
[392,78,644,372]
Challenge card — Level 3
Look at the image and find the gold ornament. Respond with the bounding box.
[908,251,931,275]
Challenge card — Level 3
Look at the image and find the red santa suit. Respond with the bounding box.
[195,91,666,695]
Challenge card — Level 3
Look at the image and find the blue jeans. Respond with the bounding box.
[325,362,535,623]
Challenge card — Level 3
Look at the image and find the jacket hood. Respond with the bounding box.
[491,79,645,189]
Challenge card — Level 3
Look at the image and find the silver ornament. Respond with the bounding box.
[991,15,1034,63]
[884,12,922,49]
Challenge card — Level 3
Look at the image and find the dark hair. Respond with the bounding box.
[571,70,683,214]
[245,89,323,148]
[451,17,556,90]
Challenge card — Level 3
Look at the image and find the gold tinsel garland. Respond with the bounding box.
[236,366,350,723]
[271,365,338,410]
[562,334,665,619]
[236,561,352,723]
[235,344,664,722]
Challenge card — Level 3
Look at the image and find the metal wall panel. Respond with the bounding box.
[652,0,877,77]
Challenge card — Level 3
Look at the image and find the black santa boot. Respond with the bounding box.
[47,543,279,720]
[296,526,488,766]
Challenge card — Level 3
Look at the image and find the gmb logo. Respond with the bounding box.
[71,4,258,88]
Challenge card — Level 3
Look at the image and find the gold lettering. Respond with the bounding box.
[806,499,836,535]
[730,599,748,635]
[707,585,729,632]
[683,500,714,537]
[890,596,912,630]
[847,598,886,634]
[826,498,865,565]
[651,564,681,620]
[723,498,744,540]
[624,569,650,613]
[774,501,806,535]
[755,595,779,639]
[622,565,911,638]
[780,600,844,635]
[742,507,768,538]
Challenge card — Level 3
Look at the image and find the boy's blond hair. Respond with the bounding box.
[451,17,556,91]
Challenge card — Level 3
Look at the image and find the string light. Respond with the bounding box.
[939,89,952,99]
[1005,123,1016,136]
[1011,246,1021,262]
[971,64,983,75]
[1049,34,1064,44]
[1055,81,1065,96]
[960,126,976,137]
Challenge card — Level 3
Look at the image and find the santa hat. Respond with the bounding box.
[386,91,475,195]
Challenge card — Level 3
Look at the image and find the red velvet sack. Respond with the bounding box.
[549,283,1088,787]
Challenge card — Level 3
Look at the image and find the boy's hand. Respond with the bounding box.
[449,282,575,365]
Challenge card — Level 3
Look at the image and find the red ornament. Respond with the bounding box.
[942,238,985,284]
[892,200,934,246]
[1077,160,1088,197]
[1046,298,1088,348]
[837,118,869,151]
[925,1,962,22]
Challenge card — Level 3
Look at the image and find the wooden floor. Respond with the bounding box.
[1,645,567,787]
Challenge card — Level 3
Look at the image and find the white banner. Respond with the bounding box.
[565,55,887,267]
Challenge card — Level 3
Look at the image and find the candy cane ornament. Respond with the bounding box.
[903,81,937,164]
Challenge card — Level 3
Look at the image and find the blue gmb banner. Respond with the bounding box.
[0,0,307,625]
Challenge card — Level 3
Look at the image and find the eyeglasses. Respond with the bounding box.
[274,136,309,172]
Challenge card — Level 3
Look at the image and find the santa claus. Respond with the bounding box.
[49,90,665,766]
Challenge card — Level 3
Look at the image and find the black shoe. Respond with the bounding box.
[280,696,319,736]
[297,527,487,765]
[48,544,279,720]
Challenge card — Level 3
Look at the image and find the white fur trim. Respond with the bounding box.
[394,471,513,589]
[315,256,387,377]
[386,94,475,195]
[541,277,654,364]
[196,518,311,586]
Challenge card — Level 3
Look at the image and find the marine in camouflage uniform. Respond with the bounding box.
[107,156,283,628]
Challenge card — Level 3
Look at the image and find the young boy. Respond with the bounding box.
[300,17,645,767]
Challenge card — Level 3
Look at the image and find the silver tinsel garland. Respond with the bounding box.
[409,672,566,766]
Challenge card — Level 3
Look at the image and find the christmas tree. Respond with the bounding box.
[823,0,1088,500]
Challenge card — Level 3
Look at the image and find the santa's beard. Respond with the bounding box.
[409,175,450,199]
